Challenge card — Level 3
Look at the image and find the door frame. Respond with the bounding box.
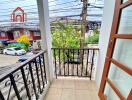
[98,0,132,100]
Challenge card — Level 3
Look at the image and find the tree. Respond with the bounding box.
[51,22,82,62]
[52,22,81,48]
[17,35,31,51]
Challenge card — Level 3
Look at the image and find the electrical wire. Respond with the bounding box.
[49,0,81,7]
[0,0,60,5]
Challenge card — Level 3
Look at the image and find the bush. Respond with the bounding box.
[85,29,99,44]
[8,43,28,51]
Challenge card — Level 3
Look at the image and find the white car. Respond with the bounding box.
[3,47,26,56]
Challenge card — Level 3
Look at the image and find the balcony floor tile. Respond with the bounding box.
[45,77,99,100]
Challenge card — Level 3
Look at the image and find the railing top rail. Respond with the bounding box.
[52,47,99,50]
[0,50,47,82]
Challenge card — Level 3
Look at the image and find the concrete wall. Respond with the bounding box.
[95,0,116,87]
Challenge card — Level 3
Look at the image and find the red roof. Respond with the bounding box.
[13,7,24,13]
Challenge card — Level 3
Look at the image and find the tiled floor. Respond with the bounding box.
[45,77,99,100]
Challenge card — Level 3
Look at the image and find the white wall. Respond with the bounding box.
[95,0,116,87]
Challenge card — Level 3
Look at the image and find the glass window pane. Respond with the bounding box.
[104,83,120,100]
[113,39,132,69]
[108,63,132,99]
[122,0,128,3]
[118,5,132,34]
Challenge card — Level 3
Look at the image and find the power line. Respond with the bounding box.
[49,3,82,10]
[0,13,102,21]
[50,14,103,18]
[0,4,80,12]
[0,0,57,5]
[49,0,81,7]
[0,6,37,11]
[50,7,82,11]
[50,9,82,13]
[50,6,100,12]
[0,3,83,16]
[0,3,81,11]
[0,0,24,4]
[0,2,103,12]
[48,0,62,3]
[0,9,103,17]
[0,9,81,16]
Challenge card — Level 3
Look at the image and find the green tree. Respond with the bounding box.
[51,22,82,62]
[85,29,99,44]
[51,22,81,48]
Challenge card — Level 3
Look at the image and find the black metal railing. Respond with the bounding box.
[52,48,99,79]
[0,51,48,100]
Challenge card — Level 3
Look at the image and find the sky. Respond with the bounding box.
[0,0,104,26]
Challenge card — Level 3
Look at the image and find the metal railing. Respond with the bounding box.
[0,51,48,100]
[52,48,99,79]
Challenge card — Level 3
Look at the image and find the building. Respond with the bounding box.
[7,28,41,41]
[0,7,41,42]
[0,28,41,42]
[51,17,101,31]
[11,7,26,22]
[0,0,131,100]
[0,30,8,40]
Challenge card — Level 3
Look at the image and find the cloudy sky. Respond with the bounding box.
[0,0,104,25]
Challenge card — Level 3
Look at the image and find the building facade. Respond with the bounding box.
[0,28,41,41]
[0,7,41,42]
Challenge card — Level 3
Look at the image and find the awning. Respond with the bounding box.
[8,40,17,43]
[0,39,8,42]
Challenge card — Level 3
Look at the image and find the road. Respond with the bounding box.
[0,54,19,67]
[0,54,19,75]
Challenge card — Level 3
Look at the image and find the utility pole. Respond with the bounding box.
[80,0,88,48]
[80,0,88,63]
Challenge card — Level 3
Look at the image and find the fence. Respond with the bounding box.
[52,48,99,79]
[0,51,47,100]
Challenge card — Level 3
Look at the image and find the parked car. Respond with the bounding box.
[18,53,41,63]
[18,53,34,62]
[3,47,26,56]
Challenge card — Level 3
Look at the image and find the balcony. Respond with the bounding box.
[45,77,99,100]
[0,51,48,100]
[52,48,99,79]
[0,48,99,100]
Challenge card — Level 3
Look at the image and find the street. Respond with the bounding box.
[0,54,19,67]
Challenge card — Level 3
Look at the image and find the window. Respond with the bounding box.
[7,49,13,51]
[99,1,132,100]
[14,48,21,50]
[34,32,41,36]
[0,32,6,37]
[24,30,30,36]
[14,31,20,38]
